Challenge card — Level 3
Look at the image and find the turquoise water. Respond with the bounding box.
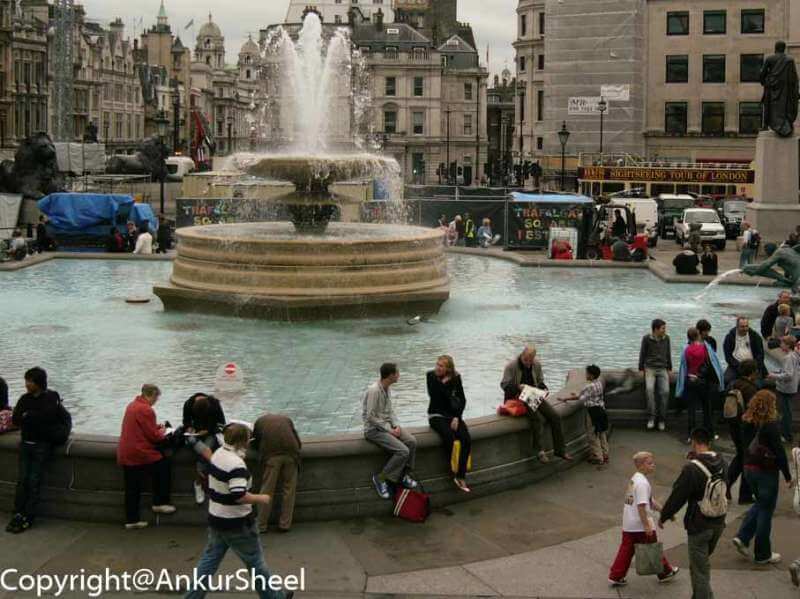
[0,256,774,436]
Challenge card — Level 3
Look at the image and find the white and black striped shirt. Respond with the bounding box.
[207,443,252,529]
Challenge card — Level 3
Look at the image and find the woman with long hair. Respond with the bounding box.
[732,390,793,565]
[427,355,472,493]
[676,327,724,442]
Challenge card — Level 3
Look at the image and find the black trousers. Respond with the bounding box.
[686,379,714,437]
[14,441,52,520]
[726,417,753,503]
[429,417,472,478]
[123,458,172,524]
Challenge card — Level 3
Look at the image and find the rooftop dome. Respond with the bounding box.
[198,13,222,39]
[240,35,259,55]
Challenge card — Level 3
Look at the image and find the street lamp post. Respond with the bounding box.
[598,97,608,157]
[557,121,570,192]
[155,110,170,215]
[445,108,451,184]
[227,115,234,155]
[172,90,180,154]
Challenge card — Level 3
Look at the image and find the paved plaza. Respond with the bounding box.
[1,430,797,598]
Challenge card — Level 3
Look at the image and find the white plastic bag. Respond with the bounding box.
[793,448,800,516]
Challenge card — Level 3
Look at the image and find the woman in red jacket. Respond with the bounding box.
[117,384,175,529]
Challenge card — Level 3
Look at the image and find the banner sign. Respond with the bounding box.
[506,202,589,249]
[578,166,755,185]
[568,97,604,115]
[176,198,286,228]
[601,84,630,102]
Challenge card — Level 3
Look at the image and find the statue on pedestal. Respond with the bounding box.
[760,41,799,137]
[743,244,800,293]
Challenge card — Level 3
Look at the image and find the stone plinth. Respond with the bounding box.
[746,130,800,244]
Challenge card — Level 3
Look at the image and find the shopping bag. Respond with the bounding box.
[792,448,800,516]
[634,541,664,576]
[393,487,430,523]
[450,440,473,474]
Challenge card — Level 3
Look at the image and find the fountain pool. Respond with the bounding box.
[0,255,776,436]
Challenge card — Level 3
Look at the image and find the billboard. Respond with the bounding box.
[600,84,630,102]
[568,97,604,115]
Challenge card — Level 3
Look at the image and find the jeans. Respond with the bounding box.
[736,469,779,562]
[364,426,417,483]
[526,400,567,455]
[739,247,755,268]
[14,441,52,520]
[645,368,670,421]
[123,458,172,524]
[777,391,795,441]
[686,379,714,437]
[185,522,286,599]
[429,416,471,478]
[688,527,724,599]
[608,530,673,581]
[257,454,299,532]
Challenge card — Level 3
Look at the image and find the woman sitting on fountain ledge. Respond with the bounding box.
[427,355,472,493]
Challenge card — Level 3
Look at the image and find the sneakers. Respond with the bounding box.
[5,514,30,534]
[124,521,149,530]
[658,566,680,582]
[790,560,800,587]
[732,537,750,558]
[646,419,655,431]
[193,481,206,505]
[372,474,391,500]
[537,450,550,463]
[608,577,628,587]
[401,474,419,489]
[151,505,177,515]
[658,421,666,432]
[755,553,782,565]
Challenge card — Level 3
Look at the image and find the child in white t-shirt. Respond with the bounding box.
[608,451,680,586]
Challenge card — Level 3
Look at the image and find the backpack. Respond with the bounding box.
[748,231,761,249]
[48,398,72,445]
[723,388,744,419]
[691,459,728,518]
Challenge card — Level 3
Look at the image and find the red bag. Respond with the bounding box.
[496,399,528,417]
[0,409,16,434]
[393,487,430,523]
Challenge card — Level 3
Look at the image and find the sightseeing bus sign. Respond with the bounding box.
[578,166,755,185]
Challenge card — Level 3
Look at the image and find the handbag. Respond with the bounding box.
[450,439,473,474]
[634,540,664,576]
[747,426,776,468]
[792,447,800,516]
[449,382,466,416]
[393,486,430,523]
[497,399,528,417]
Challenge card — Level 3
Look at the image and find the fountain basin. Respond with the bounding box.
[153,222,450,320]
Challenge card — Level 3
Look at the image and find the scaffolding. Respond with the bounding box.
[52,0,75,142]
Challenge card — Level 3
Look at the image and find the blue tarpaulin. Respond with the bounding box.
[37,193,158,238]
[510,192,594,205]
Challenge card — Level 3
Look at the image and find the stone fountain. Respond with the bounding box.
[153,13,449,319]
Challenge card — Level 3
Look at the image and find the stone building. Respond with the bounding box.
[513,0,545,163]
[285,0,394,26]
[0,0,12,148]
[486,69,516,186]
[9,0,48,146]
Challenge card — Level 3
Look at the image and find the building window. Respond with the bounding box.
[667,11,690,35]
[665,102,688,135]
[666,55,689,83]
[536,136,543,150]
[704,11,726,35]
[739,102,762,134]
[539,12,545,35]
[464,114,472,135]
[740,54,764,82]
[412,111,424,135]
[520,14,527,37]
[385,76,396,96]
[384,47,398,60]
[335,15,342,24]
[413,76,423,97]
[702,102,725,135]
[519,55,526,72]
[741,9,765,34]
[384,110,397,133]
[537,54,544,70]
[537,89,544,121]
[703,55,726,83]
[464,82,473,100]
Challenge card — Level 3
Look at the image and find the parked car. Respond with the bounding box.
[716,197,749,239]
[674,208,727,250]
[655,194,695,239]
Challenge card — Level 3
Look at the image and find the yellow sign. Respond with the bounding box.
[578,166,755,184]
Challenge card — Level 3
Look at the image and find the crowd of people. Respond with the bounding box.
[437,213,499,248]
[107,217,171,255]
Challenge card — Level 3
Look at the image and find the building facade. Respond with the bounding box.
[285,0,395,26]
[513,0,544,164]
[486,70,515,186]
[10,0,48,145]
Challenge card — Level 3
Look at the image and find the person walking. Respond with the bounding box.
[767,336,800,443]
[608,451,679,586]
[363,363,418,500]
[676,327,724,442]
[185,423,293,599]
[659,428,728,599]
[253,411,302,534]
[427,355,472,493]
[723,317,766,385]
[727,360,759,505]
[638,319,672,431]
[731,390,793,564]
[739,222,758,268]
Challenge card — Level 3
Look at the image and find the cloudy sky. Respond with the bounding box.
[80,0,516,76]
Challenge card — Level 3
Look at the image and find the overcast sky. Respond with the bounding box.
[80,0,516,77]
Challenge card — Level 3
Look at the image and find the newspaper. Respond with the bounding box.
[519,385,549,412]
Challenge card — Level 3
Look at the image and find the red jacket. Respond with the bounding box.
[117,396,166,466]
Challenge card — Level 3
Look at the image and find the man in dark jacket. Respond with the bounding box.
[638,319,672,431]
[673,250,700,275]
[760,290,795,340]
[660,428,728,599]
[723,317,766,384]
[6,367,62,533]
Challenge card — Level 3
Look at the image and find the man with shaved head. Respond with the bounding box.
[501,345,572,463]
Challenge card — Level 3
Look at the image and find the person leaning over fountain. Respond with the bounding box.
[363,363,419,500]
[501,345,573,463]
[427,355,472,493]
[760,290,795,342]
[723,317,766,386]
[638,319,672,432]
[117,384,176,530]
[766,336,800,443]
[252,410,302,534]
[183,393,226,505]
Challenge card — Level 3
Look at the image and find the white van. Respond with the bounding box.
[609,197,659,230]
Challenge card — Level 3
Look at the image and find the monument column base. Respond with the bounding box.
[748,130,800,244]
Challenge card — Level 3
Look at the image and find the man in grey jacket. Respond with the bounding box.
[363,363,418,500]
[638,319,673,432]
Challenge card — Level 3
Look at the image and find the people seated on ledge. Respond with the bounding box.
[673,249,700,275]
[723,317,767,386]
[106,227,125,253]
[133,222,153,255]
[500,345,573,463]
[182,393,226,504]
[761,290,795,342]
[363,362,418,501]
[253,408,302,534]
[9,229,27,260]
[611,238,632,262]
[427,355,472,493]
[125,221,139,253]
[551,239,573,260]
[117,384,175,530]
[5,367,62,534]
[700,244,718,276]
